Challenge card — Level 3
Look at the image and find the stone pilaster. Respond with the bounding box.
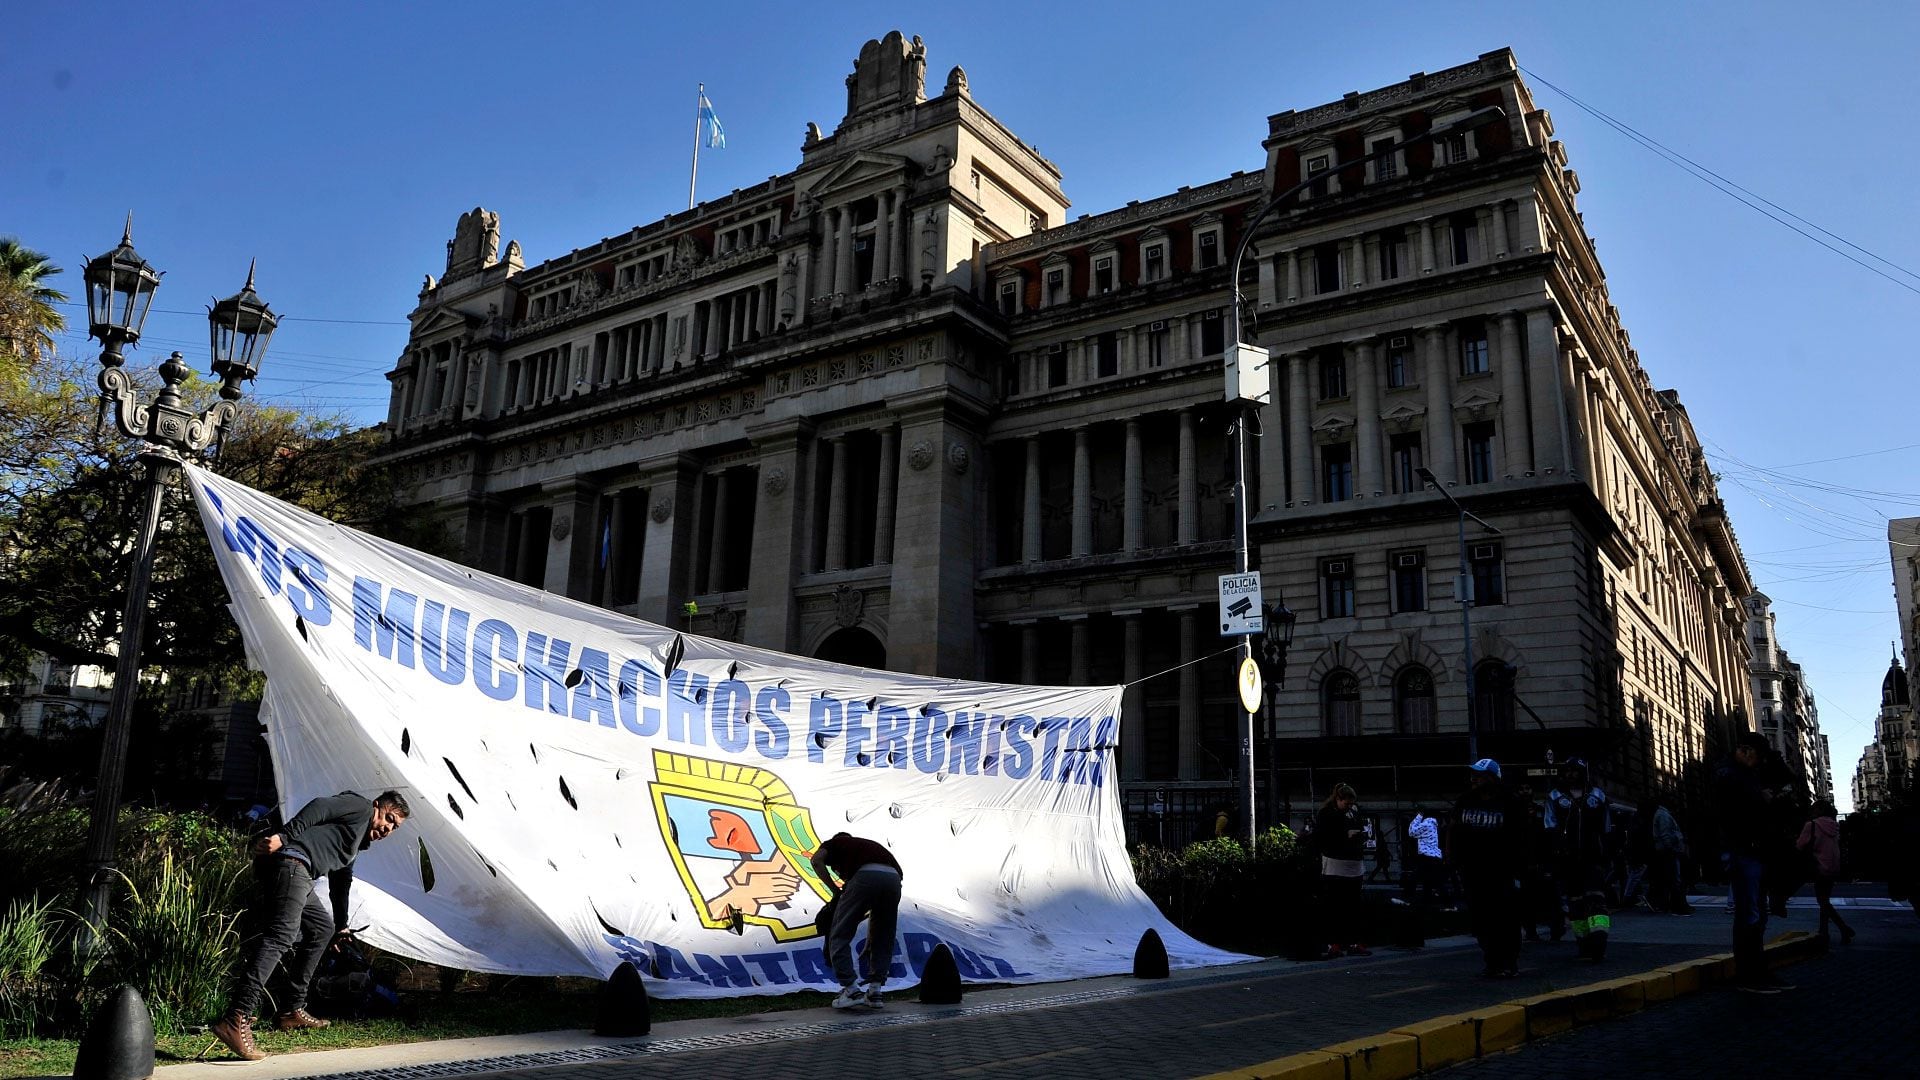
[1421,326,1456,484]
[885,388,985,677]
[744,420,810,650]
[635,456,701,627]
[1497,311,1532,475]
[1353,339,1383,496]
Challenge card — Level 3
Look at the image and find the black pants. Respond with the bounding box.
[1320,873,1363,947]
[1464,872,1520,972]
[231,856,331,1016]
[1814,875,1851,938]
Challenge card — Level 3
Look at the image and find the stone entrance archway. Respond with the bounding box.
[815,626,886,671]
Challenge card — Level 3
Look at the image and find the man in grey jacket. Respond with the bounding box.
[210,790,410,1060]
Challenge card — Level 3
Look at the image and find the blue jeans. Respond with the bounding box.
[1730,854,1768,980]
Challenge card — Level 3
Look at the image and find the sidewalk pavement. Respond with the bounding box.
[150,907,1762,1080]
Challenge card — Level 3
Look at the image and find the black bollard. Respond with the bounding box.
[73,984,155,1080]
[594,961,651,1037]
[917,943,963,1004]
[1132,928,1169,979]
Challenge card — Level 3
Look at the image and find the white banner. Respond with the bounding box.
[183,463,1246,997]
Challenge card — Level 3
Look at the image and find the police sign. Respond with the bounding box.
[1217,573,1264,637]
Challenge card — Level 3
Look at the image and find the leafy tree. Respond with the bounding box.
[0,238,68,369]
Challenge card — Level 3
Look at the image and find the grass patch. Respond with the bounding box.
[0,982,837,1079]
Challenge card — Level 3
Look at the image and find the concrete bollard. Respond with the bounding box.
[73,984,155,1080]
[917,943,963,1004]
[1133,928,1170,979]
[594,961,651,1037]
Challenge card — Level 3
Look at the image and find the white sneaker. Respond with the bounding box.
[831,984,868,1010]
[861,982,884,1009]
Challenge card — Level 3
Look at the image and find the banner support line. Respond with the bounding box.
[1121,644,1241,690]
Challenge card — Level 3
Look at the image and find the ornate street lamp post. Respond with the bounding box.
[76,219,278,953]
[1226,108,1504,846]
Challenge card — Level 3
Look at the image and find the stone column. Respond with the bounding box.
[1492,200,1511,258]
[1023,435,1044,563]
[1353,339,1383,495]
[1284,250,1301,302]
[1019,624,1039,684]
[823,207,842,296]
[1418,218,1437,274]
[793,245,813,317]
[542,481,600,600]
[1121,612,1146,780]
[1177,608,1200,779]
[836,207,856,296]
[873,425,898,564]
[1287,353,1313,504]
[1177,410,1199,544]
[1170,315,1191,365]
[1071,426,1093,557]
[1257,249,1276,307]
[703,300,721,360]
[1123,418,1144,551]
[1497,311,1532,475]
[601,487,636,606]
[635,457,700,626]
[887,389,982,676]
[744,419,811,650]
[1514,191,1545,254]
[873,191,893,282]
[1421,325,1456,484]
[1068,616,1089,683]
[1527,307,1568,475]
[824,434,849,571]
[706,469,732,591]
[1345,237,1366,289]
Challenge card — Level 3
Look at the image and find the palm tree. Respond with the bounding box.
[0,238,68,367]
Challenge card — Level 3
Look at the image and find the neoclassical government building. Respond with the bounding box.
[375,34,1758,845]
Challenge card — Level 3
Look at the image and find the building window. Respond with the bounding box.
[1370,137,1399,182]
[1305,153,1332,197]
[1395,666,1436,734]
[1390,549,1427,612]
[1322,557,1355,618]
[1047,347,1068,388]
[1440,131,1469,165]
[1093,256,1116,294]
[1312,241,1341,294]
[1473,660,1515,733]
[1385,336,1413,387]
[1449,213,1479,266]
[1147,321,1170,367]
[1459,323,1490,375]
[1377,232,1403,281]
[1323,444,1353,503]
[1389,433,1423,494]
[1095,331,1118,378]
[1323,670,1361,736]
[998,281,1018,316]
[1200,310,1225,355]
[1197,230,1221,269]
[1045,268,1067,306]
[1464,421,1496,483]
[1318,354,1348,400]
[1470,541,1505,605]
[1144,243,1168,282]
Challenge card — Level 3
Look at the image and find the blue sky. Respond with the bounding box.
[6,2,1916,811]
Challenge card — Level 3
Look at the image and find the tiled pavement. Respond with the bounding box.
[1441,904,1920,1079]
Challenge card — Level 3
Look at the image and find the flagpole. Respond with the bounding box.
[688,83,703,211]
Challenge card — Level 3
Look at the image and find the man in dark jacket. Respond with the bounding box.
[1452,759,1527,977]
[810,831,903,1011]
[1718,732,1794,993]
[211,790,410,1059]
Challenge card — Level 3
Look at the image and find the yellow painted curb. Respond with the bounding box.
[1600,975,1647,1015]
[1319,1033,1420,1080]
[1635,969,1675,1003]
[1192,1050,1346,1080]
[1389,1012,1478,1073]
[1468,1003,1528,1054]
[1505,991,1575,1037]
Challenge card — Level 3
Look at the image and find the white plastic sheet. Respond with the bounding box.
[183,463,1247,996]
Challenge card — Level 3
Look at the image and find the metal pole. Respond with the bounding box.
[77,452,178,957]
[1235,401,1256,848]
[1459,507,1477,762]
[688,83,704,211]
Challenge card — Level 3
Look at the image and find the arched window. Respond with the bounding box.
[1322,670,1362,737]
[1474,661,1515,733]
[1395,666,1435,734]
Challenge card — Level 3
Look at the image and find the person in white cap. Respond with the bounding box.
[1452,759,1527,977]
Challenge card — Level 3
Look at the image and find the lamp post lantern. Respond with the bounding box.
[76,219,277,955]
[1416,466,1502,761]
[1226,108,1505,846]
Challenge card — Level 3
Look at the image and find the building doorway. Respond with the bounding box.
[815,627,886,671]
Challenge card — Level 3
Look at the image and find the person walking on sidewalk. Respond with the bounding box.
[1313,784,1371,959]
[1718,731,1795,993]
[210,790,411,1060]
[1797,801,1853,946]
[1545,759,1613,961]
[1404,806,1445,911]
[810,831,904,1010]
[1452,759,1528,977]
[1649,800,1693,915]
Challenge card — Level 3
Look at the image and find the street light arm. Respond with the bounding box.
[1415,466,1504,535]
[98,350,242,455]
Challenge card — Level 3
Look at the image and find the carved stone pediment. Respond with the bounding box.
[1453,386,1500,422]
[809,151,912,201]
[411,307,475,340]
[1312,411,1354,442]
[1381,402,1427,433]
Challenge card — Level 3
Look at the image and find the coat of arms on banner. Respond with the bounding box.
[649,750,832,942]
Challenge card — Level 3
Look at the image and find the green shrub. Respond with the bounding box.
[0,895,67,1039]
[107,847,245,1035]
[1130,827,1313,951]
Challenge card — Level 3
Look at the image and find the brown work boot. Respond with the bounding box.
[274,1008,331,1031]
[210,1010,266,1061]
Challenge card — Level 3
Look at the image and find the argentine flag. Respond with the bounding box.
[699,91,726,149]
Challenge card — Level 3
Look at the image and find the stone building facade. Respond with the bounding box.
[374,36,1757,845]
[1744,592,1830,802]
